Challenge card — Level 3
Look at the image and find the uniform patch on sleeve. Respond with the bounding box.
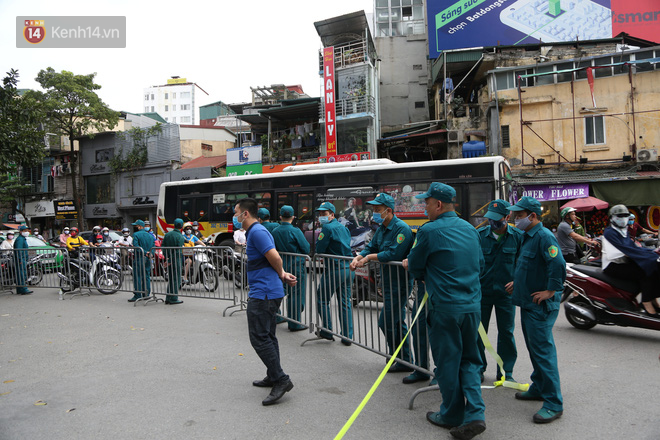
[412,237,417,248]
[548,245,558,258]
[318,232,324,241]
[396,233,405,244]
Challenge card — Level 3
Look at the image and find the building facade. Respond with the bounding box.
[143,77,204,125]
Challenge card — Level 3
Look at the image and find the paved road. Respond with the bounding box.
[1,287,659,440]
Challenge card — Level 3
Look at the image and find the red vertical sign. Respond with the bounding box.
[323,46,337,156]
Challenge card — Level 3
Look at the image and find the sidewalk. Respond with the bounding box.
[1,288,658,440]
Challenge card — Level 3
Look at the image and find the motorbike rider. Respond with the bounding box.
[144,220,157,240]
[100,227,112,243]
[182,221,204,284]
[627,214,658,239]
[192,221,204,240]
[1,231,14,255]
[602,205,660,316]
[66,227,89,258]
[557,207,598,263]
[32,227,45,241]
[59,227,70,247]
[117,227,133,269]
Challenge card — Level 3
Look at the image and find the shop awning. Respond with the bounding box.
[592,180,660,206]
[3,223,21,229]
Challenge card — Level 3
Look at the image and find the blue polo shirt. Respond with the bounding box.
[246,222,284,300]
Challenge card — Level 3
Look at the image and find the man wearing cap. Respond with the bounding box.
[14,225,32,295]
[350,192,415,374]
[258,208,279,234]
[557,207,597,263]
[272,205,311,331]
[506,196,565,424]
[477,199,523,384]
[129,220,155,303]
[403,182,486,440]
[161,218,185,305]
[234,198,297,406]
[315,201,353,344]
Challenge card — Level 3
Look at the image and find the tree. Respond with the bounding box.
[27,68,119,229]
[109,123,162,174]
[0,69,47,225]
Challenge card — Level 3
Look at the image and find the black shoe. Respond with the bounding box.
[532,408,563,424]
[165,300,183,305]
[403,371,430,384]
[288,325,307,332]
[480,372,485,383]
[340,338,352,346]
[317,331,334,341]
[128,296,141,302]
[262,379,293,406]
[388,362,414,373]
[426,411,455,429]
[24,290,33,294]
[252,377,273,388]
[449,420,486,440]
[515,391,544,401]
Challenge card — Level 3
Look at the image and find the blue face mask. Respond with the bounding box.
[319,215,330,225]
[488,219,506,230]
[628,220,634,226]
[144,227,151,232]
[232,215,242,230]
[372,212,384,224]
[424,210,428,217]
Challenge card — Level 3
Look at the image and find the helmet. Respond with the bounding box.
[630,214,636,220]
[560,207,576,218]
[102,227,109,232]
[95,234,104,242]
[70,227,79,237]
[192,221,199,226]
[122,227,130,233]
[183,222,192,229]
[144,220,151,225]
[608,204,630,218]
[92,225,101,231]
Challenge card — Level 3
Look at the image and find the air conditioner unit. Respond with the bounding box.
[637,148,658,162]
[447,130,464,143]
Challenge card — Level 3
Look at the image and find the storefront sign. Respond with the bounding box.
[132,196,154,205]
[323,46,337,156]
[25,200,55,217]
[55,200,78,220]
[318,152,370,164]
[227,145,262,167]
[85,203,118,218]
[522,183,589,202]
[89,163,107,173]
[226,163,262,177]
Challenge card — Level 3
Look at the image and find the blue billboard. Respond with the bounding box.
[427,0,613,58]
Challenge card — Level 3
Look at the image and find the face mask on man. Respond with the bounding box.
[488,219,506,230]
[103,232,109,236]
[22,232,29,237]
[611,216,629,229]
[372,212,387,224]
[123,232,129,237]
[319,215,330,225]
[145,227,151,232]
[514,214,533,231]
[185,229,192,236]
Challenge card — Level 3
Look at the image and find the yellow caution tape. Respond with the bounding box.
[477,323,529,392]
[334,292,428,440]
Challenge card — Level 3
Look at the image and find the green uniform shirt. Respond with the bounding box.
[477,224,523,301]
[132,229,155,259]
[407,211,484,314]
[272,222,310,255]
[315,218,352,257]
[162,228,185,251]
[360,215,413,263]
[262,222,279,234]
[512,222,566,312]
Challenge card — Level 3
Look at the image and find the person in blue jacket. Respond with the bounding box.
[258,208,279,233]
[130,219,155,303]
[404,182,486,440]
[477,199,523,383]
[350,193,415,375]
[14,225,32,295]
[272,205,311,331]
[315,201,354,345]
[506,196,565,424]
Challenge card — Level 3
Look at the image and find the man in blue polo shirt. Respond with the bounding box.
[404,182,486,440]
[234,198,297,406]
[507,196,565,424]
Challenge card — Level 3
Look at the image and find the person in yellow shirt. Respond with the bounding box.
[66,227,88,257]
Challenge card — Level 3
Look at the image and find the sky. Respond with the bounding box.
[0,0,374,114]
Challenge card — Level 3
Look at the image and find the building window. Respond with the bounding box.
[144,94,149,101]
[150,94,154,100]
[202,143,212,151]
[172,104,176,111]
[180,92,190,99]
[172,117,177,123]
[165,105,168,112]
[414,101,425,108]
[180,104,190,111]
[413,64,422,70]
[173,92,176,99]
[585,116,605,145]
[150,106,154,112]
[87,174,114,204]
[144,106,149,112]
[165,93,169,99]
[180,116,191,123]
[501,125,510,148]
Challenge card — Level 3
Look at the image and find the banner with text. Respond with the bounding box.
[522,183,589,202]
[323,46,337,156]
[227,145,262,167]
[318,152,370,164]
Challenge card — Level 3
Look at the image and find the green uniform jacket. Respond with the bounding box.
[315,218,352,257]
[360,215,413,263]
[162,228,185,253]
[407,211,484,314]
[13,234,28,262]
[477,224,523,301]
[272,222,310,255]
[512,222,566,312]
[263,222,279,234]
[133,229,155,259]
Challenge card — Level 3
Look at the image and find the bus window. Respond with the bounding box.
[212,193,247,221]
[380,184,427,219]
[295,192,314,234]
[180,198,192,220]
[252,192,272,212]
[467,182,493,227]
[277,193,292,212]
[180,196,210,223]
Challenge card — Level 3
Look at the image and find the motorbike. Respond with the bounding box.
[0,253,44,287]
[352,260,382,306]
[221,246,247,289]
[57,247,122,294]
[562,262,660,331]
[164,244,218,292]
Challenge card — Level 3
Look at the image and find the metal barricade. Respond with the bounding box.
[276,252,314,332]
[0,247,71,297]
[303,254,432,379]
[151,245,245,310]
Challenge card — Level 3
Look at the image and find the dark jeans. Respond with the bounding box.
[247,297,289,384]
[604,261,660,302]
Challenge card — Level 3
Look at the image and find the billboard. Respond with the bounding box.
[226,163,262,177]
[612,0,660,42]
[428,0,613,58]
[227,145,262,167]
[323,46,337,156]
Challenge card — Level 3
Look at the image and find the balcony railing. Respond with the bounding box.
[319,39,374,72]
[320,95,376,119]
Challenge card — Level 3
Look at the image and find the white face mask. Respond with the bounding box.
[21,232,29,237]
[611,216,629,229]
